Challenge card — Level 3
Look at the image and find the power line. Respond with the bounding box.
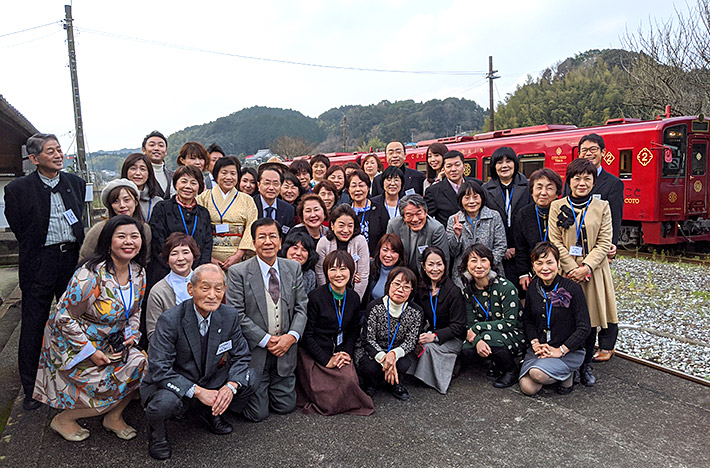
[76,26,488,76]
[0,30,61,49]
[0,21,61,39]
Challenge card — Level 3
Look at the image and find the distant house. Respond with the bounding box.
[245,149,283,166]
[0,94,39,229]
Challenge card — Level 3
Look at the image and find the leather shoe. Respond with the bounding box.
[556,383,575,395]
[390,384,410,401]
[493,371,517,388]
[363,386,376,398]
[580,364,597,387]
[487,364,502,378]
[593,349,615,362]
[22,397,42,411]
[148,426,171,460]
[198,411,233,435]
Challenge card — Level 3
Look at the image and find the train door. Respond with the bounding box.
[687,139,708,215]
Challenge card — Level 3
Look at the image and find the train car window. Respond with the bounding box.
[619,149,633,179]
[482,157,491,183]
[691,144,706,176]
[519,153,545,179]
[662,125,686,178]
[464,160,476,179]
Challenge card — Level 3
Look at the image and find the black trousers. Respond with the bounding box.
[597,323,618,350]
[19,244,78,398]
[143,384,255,438]
[358,352,416,388]
[582,328,599,366]
[461,345,518,373]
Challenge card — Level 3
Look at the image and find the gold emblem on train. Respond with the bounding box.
[556,147,562,156]
[694,180,703,192]
[463,163,471,177]
[603,150,615,166]
[637,148,653,167]
[668,191,678,203]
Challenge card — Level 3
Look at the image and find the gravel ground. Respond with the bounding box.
[610,256,710,380]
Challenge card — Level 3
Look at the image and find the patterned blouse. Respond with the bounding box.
[197,187,258,263]
[462,275,525,355]
[358,297,423,363]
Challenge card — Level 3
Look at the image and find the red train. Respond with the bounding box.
[315,111,710,246]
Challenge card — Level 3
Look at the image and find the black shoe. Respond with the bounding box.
[493,371,517,388]
[573,370,581,384]
[364,386,376,398]
[580,365,597,387]
[22,397,42,411]
[487,364,501,378]
[198,411,233,435]
[390,384,410,401]
[452,361,462,379]
[148,426,171,460]
[556,383,575,395]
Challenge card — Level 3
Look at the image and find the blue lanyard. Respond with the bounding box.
[568,198,591,245]
[429,291,438,329]
[465,213,480,239]
[146,199,152,222]
[473,293,491,321]
[330,286,346,333]
[502,185,514,223]
[387,199,399,218]
[535,205,548,241]
[543,284,559,332]
[386,297,401,352]
[177,204,198,237]
[354,201,370,235]
[116,268,133,322]
[211,190,239,223]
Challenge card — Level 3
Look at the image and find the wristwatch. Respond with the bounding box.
[225,382,238,395]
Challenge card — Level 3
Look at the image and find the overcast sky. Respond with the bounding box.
[1,0,681,152]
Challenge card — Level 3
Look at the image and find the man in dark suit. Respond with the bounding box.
[253,166,295,236]
[142,264,256,460]
[424,150,483,226]
[566,133,624,362]
[4,133,85,411]
[226,218,308,422]
[370,141,425,197]
[142,130,173,199]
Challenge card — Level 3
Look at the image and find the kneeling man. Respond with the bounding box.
[142,264,255,460]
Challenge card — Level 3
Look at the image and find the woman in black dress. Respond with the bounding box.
[519,242,591,395]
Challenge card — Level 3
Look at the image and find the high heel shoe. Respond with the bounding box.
[50,416,90,442]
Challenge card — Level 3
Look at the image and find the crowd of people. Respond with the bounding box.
[4,131,621,460]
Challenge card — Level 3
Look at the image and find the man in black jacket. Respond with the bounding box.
[424,150,482,226]
[253,166,295,236]
[370,141,425,197]
[4,133,86,411]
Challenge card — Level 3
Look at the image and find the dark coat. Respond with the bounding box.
[512,203,550,278]
[354,199,390,255]
[483,172,532,244]
[563,168,624,244]
[157,168,174,200]
[302,285,362,367]
[522,275,591,352]
[370,166,425,197]
[141,300,254,400]
[4,171,86,290]
[413,277,467,343]
[253,195,296,232]
[424,176,483,227]
[148,197,212,284]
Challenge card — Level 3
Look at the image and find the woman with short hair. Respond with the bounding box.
[360,154,383,193]
[371,165,405,220]
[280,230,319,294]
[176,141,212,189]
[313,180,338,220]
[348,169,389,255]
[364,233,406,306]
[326,165,350,206]
[289,194,330,244]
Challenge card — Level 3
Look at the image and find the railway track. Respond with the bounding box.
[617,249,710,266]
[615,350,710,387]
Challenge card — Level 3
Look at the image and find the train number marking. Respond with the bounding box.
[668,191,678,203]
[637,148,654,166]
[624,198,640,204]
[694,180,703,192]
[603,150,615,166]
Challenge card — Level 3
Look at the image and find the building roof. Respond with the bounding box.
[0,94,39,136]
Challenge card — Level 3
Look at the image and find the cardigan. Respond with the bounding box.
[413,277,467,343]
[360,297,423,362]
[522,275,591,352]
[145,276,177,341]
[301,285,362,367]
[315,234,370,300]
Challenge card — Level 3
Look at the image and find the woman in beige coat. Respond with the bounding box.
[548,158,617,388]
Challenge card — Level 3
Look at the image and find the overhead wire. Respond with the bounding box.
[0,21,62,39]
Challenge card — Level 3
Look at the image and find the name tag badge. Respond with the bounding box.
[215,223,229,234]
[418,244,428,254]
[405,188,416,196]
[216,340,233,354]
[546,330,551,342]
[282,225,290,234]
[336,332,343,346]
[593,194,602,200]
[352,253,360,262]
[63,209,79,225]
[569,245,584,256]
[124,325,132,340]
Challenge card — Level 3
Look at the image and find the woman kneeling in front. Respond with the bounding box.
[519,242,591,395]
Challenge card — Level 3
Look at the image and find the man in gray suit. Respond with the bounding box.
[386,193,449,274]
[142,264,255,460]
[226,217,308,422]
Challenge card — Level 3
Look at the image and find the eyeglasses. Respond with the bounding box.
[579,146,601,155]
[390,281,412,293]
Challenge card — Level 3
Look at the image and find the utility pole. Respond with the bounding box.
[64,4,91,225]
[486,55,499,132]
[342,116,347,152]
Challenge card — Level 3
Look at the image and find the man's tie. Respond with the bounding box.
[265,206,275,220]
[199,318,208,337]
[268,267,280,304]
